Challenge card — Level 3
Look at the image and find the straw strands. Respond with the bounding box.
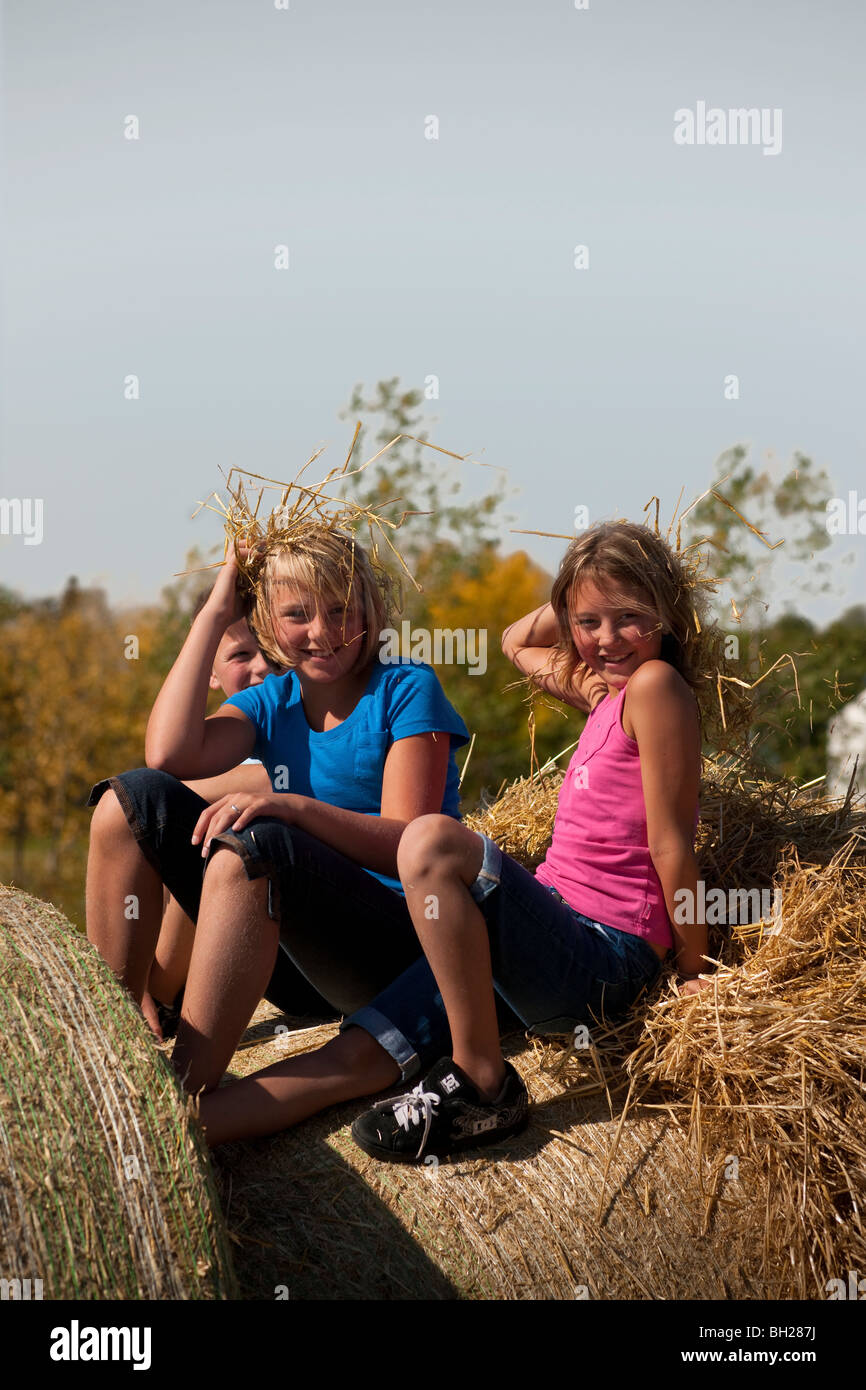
[189,424,472,601]
[0,886,238,1299]
[464,766,564,871]
[210,763,866,1299]
[468,758,866,1298]
[514,481,803,756]
[214,1008,759,1300]
[623,836,866,1298]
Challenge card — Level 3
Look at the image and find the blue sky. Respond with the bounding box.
[2,0,864,624]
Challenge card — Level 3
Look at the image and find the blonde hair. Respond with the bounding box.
[246,528,395,674]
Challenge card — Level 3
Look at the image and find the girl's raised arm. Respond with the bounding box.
[502,604,606,713]
[145,551,257,779]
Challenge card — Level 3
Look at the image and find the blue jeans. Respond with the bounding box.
[344,831,665,1080]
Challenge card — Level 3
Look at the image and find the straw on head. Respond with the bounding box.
[513,484,798,756]
[185,427,477,670]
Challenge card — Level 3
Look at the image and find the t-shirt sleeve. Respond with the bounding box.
[223,685,265,761]
[384,664,469,748]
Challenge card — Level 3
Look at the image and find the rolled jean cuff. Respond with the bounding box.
[469,831,502,904]
[341,1005,421,1083]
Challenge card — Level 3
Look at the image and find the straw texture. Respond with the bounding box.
[0,886,238,1299]
[214,1010,758,1300]
[214,763,865,1300]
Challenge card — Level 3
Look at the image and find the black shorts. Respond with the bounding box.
[87,767,424,1017]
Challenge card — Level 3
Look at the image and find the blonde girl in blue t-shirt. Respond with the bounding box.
[85,529,468,1132]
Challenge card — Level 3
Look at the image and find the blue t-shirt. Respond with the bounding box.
[224,660,469,893]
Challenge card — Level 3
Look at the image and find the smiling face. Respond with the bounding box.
[270,581,366,684]
[209,618,278,697]
[569,575,664,693]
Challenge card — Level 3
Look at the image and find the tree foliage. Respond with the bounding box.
[416,548,570,803]
[2,386,858,925]
[681,444,860,781]
[683,445,834,626]
[338,377,508,584]
[0,579,170,921]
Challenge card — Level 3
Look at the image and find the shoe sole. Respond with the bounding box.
[351,1110,529,1166]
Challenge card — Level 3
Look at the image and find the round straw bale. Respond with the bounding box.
[213,762,866,1301]
[214,1008,764,1301]
[0,885,238,1299]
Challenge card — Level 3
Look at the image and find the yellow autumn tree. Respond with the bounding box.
[417,549,586,802]
[0,580,168,923]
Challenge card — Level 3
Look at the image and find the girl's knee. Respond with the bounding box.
[397,814,477,882]
[202,841,250,884]
[90,787,134,845]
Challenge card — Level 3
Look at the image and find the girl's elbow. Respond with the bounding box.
[144,721,171,772]
[144,736,185,776]
[501,631,526,671]
[145,747,176,774]
[648,838,696,867]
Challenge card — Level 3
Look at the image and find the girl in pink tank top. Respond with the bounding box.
[350,521,716,1165]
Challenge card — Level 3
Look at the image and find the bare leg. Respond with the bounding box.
[397,815,505,1099]
[171,845,281,1096]
[149,895,195,1005]
[85,788,165,1002]
[199,1027,400,1146]
[140,991,164,1040]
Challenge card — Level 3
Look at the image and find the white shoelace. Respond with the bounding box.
[390,1084,441,1157]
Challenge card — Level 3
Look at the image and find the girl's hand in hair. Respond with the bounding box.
[502,604,604,714]
[205,543,256,627]
[192,791,299,856]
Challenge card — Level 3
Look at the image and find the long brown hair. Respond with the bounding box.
[548,521,748,746]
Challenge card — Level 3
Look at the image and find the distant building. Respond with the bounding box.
[826,689,866,800]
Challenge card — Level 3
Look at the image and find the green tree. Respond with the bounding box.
[748,605,866,784]
[683,445,834,629]
[337,379,567,797]
[338,377,508,592]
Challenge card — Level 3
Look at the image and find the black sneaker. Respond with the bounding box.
[350,1057,529,1164]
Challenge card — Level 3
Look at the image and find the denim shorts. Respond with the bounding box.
[87,768,427,1017]
[343,831,665,1080]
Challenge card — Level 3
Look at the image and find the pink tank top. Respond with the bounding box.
[535,683,699,950]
